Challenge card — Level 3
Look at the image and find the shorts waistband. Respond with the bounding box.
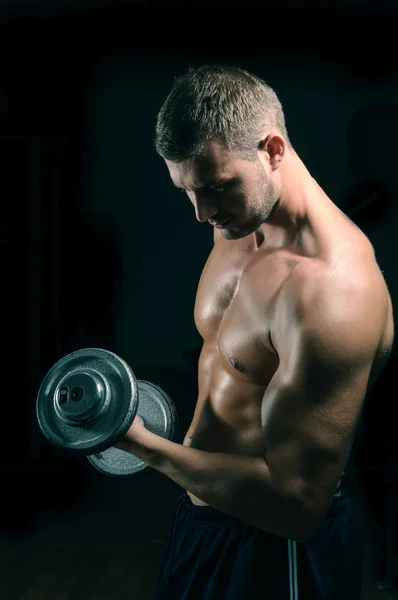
[177,486,347,524]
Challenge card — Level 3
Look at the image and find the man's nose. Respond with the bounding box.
[192,194,218,223]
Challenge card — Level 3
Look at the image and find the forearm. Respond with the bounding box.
[121,430,307,541]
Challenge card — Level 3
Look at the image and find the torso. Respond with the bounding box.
[184,196,394,506]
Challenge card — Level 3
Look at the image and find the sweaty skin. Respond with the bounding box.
[175,149,394,507]
[119,139,394,535]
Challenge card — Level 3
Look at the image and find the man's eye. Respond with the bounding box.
[178,186,224,195]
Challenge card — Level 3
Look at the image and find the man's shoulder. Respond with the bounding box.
[273,249,388,359]
[293,243,382,302]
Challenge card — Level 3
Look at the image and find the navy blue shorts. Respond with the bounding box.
[154,486,362,600]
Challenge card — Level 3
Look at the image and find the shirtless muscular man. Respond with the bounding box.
[118,65,394,599]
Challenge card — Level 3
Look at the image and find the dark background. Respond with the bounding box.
[0,0,396,569]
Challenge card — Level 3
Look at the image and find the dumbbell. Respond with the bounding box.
[36,348,178,476]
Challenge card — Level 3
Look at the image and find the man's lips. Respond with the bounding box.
[212,219,232,229]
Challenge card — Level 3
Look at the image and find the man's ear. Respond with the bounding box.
[258,134,285,171]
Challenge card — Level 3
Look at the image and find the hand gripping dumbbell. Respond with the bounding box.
[36,348,178,476]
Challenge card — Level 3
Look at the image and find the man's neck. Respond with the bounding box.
[258,152,320,251]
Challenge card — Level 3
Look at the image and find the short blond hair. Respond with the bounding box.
[155,64,290,162]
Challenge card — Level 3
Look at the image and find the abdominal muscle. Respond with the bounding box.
[183,350,269,506]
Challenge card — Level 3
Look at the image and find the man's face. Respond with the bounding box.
[165,142,279,240]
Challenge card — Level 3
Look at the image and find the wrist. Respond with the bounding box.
[118,426,165,468]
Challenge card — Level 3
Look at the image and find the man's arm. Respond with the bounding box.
[120,266,385,541]
[182,344,209,447]
[260,264,387,528]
